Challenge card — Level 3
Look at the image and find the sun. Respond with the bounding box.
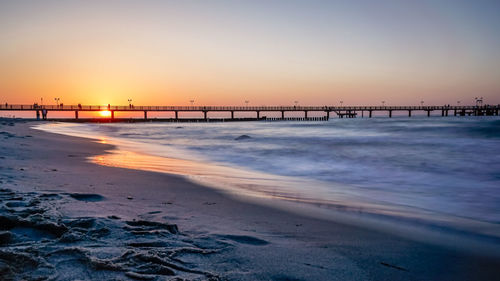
[99,110,112,117]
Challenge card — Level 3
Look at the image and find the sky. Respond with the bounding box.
[1,0,499,106]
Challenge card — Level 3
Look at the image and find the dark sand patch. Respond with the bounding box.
[125,220,179,234]
[0,231,12,245]
[68,193,105,202]
[5,201,28,208]
[216,234,269,246]
[380,262,409,272]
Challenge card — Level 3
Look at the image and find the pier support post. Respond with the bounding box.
[369,110,372,118]
[445,110,448,116]
[75,111,78,120]
[175,111,178,120]
[441,110,444,116]
[203,111,207,120]
[111,111,114,120]
[304,111,308,118]
[144,111,147,120]
[389,110,392,118]
[361,110,364,118]
[408,110,411,117]
[257,111,260,119]
[231,111,234,119]
[325,111,330,120]
[281,111,285,119]
[427,110,431,117]
[454,109,457,116]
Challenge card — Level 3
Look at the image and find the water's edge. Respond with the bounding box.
[33,120,500,256]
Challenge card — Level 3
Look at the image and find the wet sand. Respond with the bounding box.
[1,119,499,280]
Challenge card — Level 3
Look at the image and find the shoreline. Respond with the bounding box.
[1,120,500,280]
[34,121,500,256]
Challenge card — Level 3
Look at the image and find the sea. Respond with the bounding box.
[36,117,500,250]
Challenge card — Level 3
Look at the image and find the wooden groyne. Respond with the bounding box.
[1,104,499,121]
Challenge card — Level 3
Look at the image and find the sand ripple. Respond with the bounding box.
[0,188,230,280]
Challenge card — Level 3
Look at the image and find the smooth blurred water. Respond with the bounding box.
[37,117,500,239]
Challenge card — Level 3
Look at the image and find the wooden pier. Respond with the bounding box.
[1,104,499,121]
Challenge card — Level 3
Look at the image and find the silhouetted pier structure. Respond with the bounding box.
[1,104,499,121]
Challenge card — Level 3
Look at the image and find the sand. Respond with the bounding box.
[1,119,499,281]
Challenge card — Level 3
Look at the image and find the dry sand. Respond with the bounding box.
[1,120,499,280]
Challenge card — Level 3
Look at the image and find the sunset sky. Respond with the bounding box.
[1,0,499,106]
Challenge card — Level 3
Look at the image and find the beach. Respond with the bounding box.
[1,120,499,281]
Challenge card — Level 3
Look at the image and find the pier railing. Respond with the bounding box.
[0,104,497,111]
[1,104,498,121]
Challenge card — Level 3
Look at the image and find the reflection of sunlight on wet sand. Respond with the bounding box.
[98,137,108,144]
[91,149,303,200]
[89,149,401,214]
[33,123,110,144]
[89,149,500,240]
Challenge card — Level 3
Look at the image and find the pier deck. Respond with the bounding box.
[1,104,499,121]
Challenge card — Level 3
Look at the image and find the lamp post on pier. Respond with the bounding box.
[475,97,483,106]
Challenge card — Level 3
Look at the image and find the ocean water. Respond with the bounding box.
[36,117,500,243]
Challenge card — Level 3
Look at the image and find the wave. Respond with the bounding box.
[34,117,500,247]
